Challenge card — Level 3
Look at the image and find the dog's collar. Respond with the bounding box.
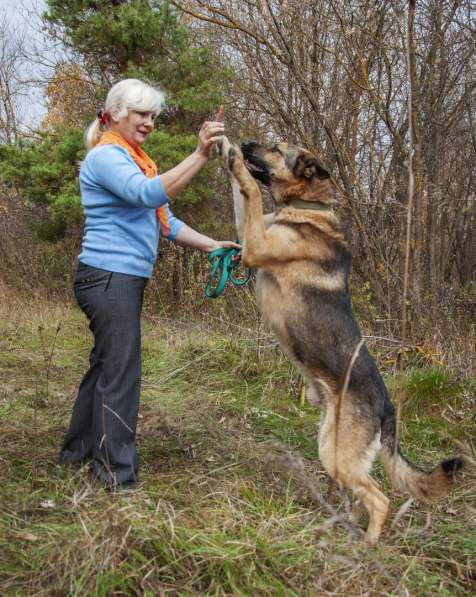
[286,198,334,212]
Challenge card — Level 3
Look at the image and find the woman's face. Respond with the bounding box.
[112,109,156,146]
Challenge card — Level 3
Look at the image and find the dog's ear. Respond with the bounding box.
[294,154,330,180]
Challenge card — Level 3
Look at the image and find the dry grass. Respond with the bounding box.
[0,292,475,596]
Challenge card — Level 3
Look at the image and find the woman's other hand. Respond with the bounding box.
[175,224,240,253]
[207,239,241,253]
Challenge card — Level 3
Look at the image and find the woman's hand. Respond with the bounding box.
[160,107,225,197]
[195,119,225,159]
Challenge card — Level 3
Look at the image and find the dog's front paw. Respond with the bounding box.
[217,135,231,163]
[218,136,243,172]
[215,135,228,160]
[228,143,245,174]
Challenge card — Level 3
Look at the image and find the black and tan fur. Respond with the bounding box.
[219,137,462,544]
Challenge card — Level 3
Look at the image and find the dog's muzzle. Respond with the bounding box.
[241,141,270,184]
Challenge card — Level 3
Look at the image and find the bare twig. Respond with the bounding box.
[394,0,416,470]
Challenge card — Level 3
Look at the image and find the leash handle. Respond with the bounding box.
[205,243,252,299]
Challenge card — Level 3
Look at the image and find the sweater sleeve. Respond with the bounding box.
[85,145,170,208]
[162,204,185,241]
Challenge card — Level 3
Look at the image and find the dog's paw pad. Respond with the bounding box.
[215,137,224,155]
[228,146,236,169]
[218,135,231,160]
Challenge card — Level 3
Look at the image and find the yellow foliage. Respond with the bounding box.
[42,63,95,130]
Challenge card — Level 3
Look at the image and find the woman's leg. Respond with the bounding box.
[58,343,100,464]
[90,270,147,487]
[59,263,112,465]
[59,264,147,487]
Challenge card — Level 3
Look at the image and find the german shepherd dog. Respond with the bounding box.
[218,137,462,544]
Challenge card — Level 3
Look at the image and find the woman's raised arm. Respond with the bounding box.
[159,119,224,198]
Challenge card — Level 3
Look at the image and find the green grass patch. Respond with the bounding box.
[0,299,475,595]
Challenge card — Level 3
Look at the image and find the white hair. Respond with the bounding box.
[85,78,165,149]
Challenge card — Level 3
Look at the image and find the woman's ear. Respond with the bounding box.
[110,108,120,123]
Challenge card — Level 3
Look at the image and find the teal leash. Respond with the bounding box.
[205,243,252,299]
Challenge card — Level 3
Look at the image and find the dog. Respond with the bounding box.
[218,136,462,544]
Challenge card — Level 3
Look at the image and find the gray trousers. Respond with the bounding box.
[59,262,148,486]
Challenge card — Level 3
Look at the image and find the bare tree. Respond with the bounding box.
[0,13,29,143]
[173,0,475,332]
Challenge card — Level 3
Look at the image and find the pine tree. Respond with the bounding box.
[44,0,227,126]
[0,0,229,240]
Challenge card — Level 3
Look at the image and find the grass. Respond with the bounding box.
[0,293,475,596]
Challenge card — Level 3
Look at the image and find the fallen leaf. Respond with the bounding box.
[18,533,39,542]
[40,500,55,509]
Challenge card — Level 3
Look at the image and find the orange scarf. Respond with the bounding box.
[96,131,170,236]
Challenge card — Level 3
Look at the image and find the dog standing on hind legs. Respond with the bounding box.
[218,136,463,544]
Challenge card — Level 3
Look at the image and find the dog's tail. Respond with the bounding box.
[380,418,463,502]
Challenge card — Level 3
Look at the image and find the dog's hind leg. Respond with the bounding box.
[349,498,366,525]
[351,477,390,545]
[318,405,390,545]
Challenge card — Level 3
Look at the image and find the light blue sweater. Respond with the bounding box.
[78,144,185,278]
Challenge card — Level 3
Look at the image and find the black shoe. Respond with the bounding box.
[105,479,138,493]
[57,451,91,467]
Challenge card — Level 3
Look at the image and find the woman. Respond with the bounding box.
[58,78,237,489]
